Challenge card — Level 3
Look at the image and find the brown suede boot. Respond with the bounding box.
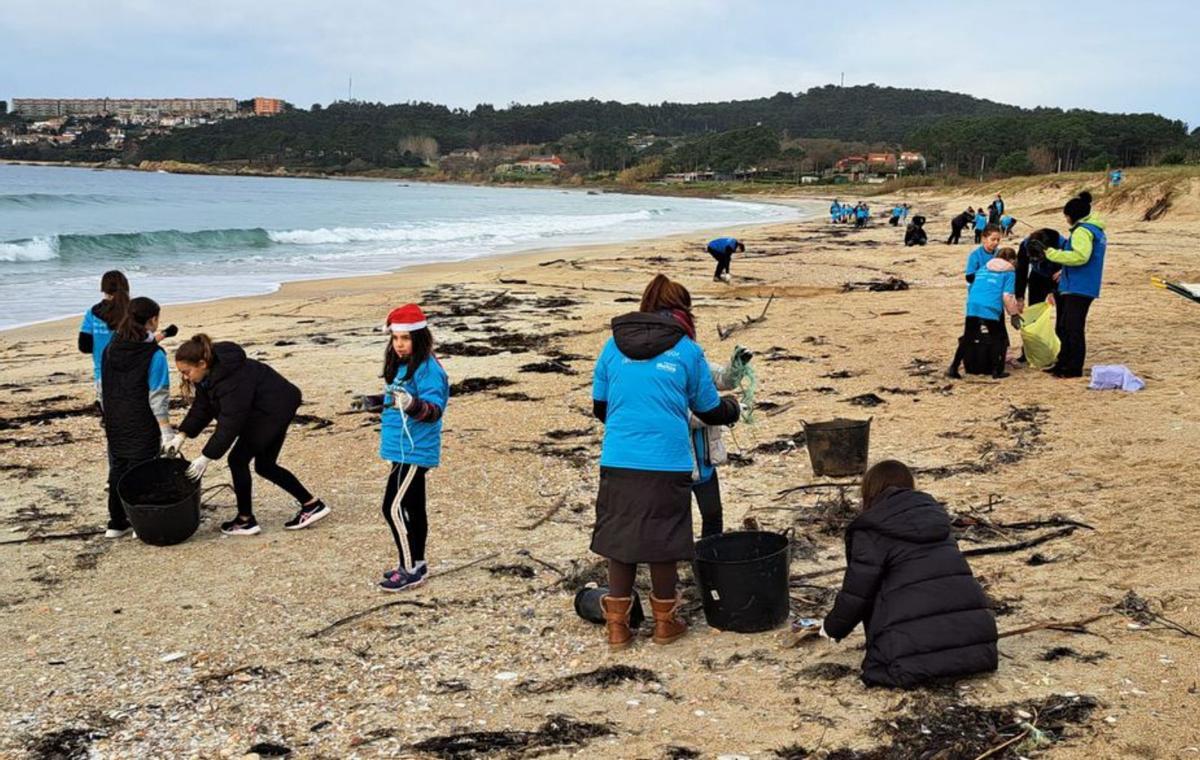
[650,593,688,645]
[600,595,634,650]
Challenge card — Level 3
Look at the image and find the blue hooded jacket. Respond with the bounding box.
[380,355,450,468]
[707,237,739,255]
[593,313,724,473]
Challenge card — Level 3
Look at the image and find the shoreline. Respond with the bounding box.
[0,205,821,339]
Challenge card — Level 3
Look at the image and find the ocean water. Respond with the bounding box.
[0,164,806,330]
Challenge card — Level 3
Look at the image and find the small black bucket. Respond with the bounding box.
[692,531,791,633]
[118,458,201,546]
[803,418,871,477]
[573,586,646,628]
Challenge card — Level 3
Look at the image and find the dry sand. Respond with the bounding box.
[1,173,1199,759]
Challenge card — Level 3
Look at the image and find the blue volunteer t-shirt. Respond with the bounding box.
[593,336,721,473]
[964,245,993,282]
[975,212,987,228]
[966,268,1015,321]
[80,309,114,381]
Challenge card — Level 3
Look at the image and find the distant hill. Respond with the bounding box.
[124,84,1193,175]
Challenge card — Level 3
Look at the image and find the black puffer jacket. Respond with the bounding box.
[101,338,164,460]
[823,487,998,688]
[179,342,301,460]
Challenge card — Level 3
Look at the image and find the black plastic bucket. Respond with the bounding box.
[692,531,791,633]
[803,418,871,477]
[573,586,646,628]
[117,458,201,546]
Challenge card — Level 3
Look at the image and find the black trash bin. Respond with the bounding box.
[692,531,791,633]
[117,458,201,546]
[803,418,871,477]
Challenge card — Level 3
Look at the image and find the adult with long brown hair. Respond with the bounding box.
[817,460,997,688]
[591,274,740,649]
[99,297,174,537]
[167,334,326,535]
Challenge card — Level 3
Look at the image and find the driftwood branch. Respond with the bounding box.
[998,613,1110,639]
[717,293,775,341]
[790,528,1083,584]
[521,494,568,530]
[305,599,437,639]
[962,527,1080,558]
[0,529,104,546]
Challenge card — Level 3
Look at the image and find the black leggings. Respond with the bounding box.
[1055,294,1094,376]
[693,471,723,538]
[947,224,964,244]
[710,250,732,278]
[228,426,312,517]
[381,462,428,570]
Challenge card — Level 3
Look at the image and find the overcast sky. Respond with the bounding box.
[3,0,1197,129]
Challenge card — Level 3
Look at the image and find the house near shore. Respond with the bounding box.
[512,155,566,173]
[444,148,481,161]
[867,152,898,172]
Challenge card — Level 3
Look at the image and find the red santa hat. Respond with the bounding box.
[386,304,428,333]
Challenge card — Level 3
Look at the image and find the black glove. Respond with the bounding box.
[161,324,179,338]
[733,346,753,364]
[1026,239,1046,261]
[1010,314,1023,330]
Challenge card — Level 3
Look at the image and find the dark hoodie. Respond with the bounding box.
[101,338,166,459]
[824,487,998,688]
[178,341,302,460]
[592,312,739,472]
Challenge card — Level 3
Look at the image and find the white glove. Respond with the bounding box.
[162,431,184,455]
[186,455,210,481]
[394,390,413,412]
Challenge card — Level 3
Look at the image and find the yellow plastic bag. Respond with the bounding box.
[1020,301,1060,369]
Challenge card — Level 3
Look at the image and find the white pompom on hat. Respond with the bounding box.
[386,303,428,333]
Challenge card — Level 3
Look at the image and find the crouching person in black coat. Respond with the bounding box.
[168,334,327,536]
[820,460,998,688]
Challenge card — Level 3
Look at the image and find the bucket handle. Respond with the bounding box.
[779,526,795,543]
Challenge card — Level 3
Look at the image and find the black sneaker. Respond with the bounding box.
[221,515,261,536]
[284,500,330,530]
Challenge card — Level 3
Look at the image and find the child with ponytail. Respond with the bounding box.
[100,297,174,537]
[378,304,449,592]
[79,270,130,406]
[169,334,326,535]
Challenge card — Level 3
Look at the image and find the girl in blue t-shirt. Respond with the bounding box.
[78,270,130,406]
[948,248,1022,379]
[377,304,449,592]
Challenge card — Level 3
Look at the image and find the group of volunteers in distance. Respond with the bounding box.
[831,189,1107,380]
[74,186,1103,689]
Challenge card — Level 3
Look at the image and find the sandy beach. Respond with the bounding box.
[2,173,1200,758]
